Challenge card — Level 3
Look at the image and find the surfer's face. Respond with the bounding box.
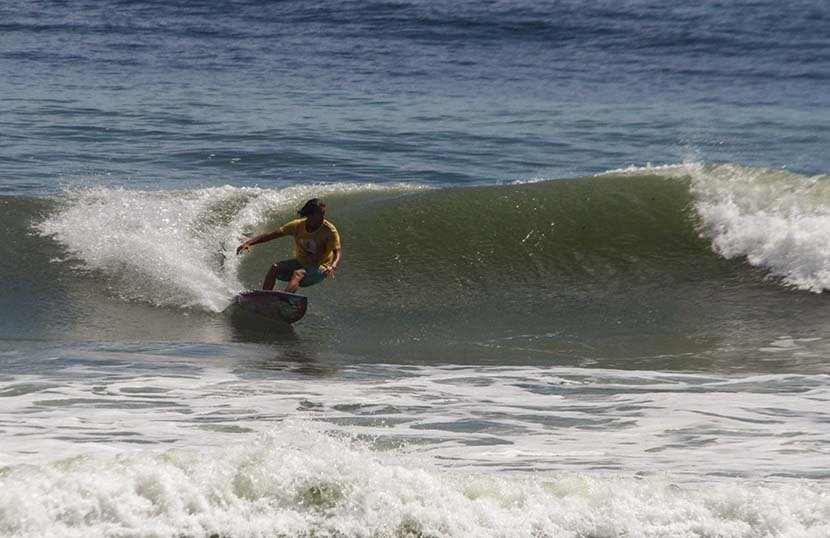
[308,206,325,223]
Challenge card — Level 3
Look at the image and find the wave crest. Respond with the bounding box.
[690,163,830,292]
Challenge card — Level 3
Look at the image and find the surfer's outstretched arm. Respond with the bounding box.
[236,228,286,255]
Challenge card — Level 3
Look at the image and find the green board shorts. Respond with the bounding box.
[276,258,328,287]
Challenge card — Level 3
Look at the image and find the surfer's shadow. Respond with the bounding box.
[227,308,300,344]
[226,309,339,375]
[252,353,340,377]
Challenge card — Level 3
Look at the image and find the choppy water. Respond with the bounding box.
[2,1,830,537]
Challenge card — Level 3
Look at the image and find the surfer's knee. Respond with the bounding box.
[292,268,307,280]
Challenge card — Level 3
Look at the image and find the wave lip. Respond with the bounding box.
[599,161,830,293]
[690,163,830,292]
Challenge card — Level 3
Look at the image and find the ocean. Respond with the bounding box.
[1,1,829,536]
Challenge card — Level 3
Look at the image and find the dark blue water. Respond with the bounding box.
[2,0,829,194]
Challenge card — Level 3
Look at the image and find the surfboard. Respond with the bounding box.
[234,290,308,324]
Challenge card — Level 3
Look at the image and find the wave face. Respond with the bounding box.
[6,163,830,364]
[30,163,830,305]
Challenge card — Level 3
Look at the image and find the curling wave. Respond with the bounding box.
[20,162,830,318]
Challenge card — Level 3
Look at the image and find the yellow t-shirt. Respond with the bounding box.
[281,218,341,267]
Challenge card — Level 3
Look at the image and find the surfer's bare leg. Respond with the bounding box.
[284,269,306,293]
[262,262,289,291]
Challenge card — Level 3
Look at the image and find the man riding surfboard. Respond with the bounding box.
[236,198,342,293]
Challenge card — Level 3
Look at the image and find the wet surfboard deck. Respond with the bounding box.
[234,290,308,324]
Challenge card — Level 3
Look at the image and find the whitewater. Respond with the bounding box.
[1,360,828,538]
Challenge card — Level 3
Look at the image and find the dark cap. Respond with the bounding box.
[298,198,326,217]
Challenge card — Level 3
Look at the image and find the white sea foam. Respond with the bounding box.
[1,356,828,536]
[36,184,419,312]
[1,362,828,479]
[689,163,830,292]
[596,162,692,178]
[600,161,830,293]
[1,421,828,538]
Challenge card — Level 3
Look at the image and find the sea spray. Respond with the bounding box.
[36,186,245,312]
[35,184,421,312]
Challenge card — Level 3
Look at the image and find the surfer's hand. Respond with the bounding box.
[236,242,250,255]
[325,264,337,278]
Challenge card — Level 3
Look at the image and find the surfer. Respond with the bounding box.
[236,198,342,293]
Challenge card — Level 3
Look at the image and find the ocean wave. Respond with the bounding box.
[21,162,830,319]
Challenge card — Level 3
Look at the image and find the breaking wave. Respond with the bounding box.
[20,162,830,319]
